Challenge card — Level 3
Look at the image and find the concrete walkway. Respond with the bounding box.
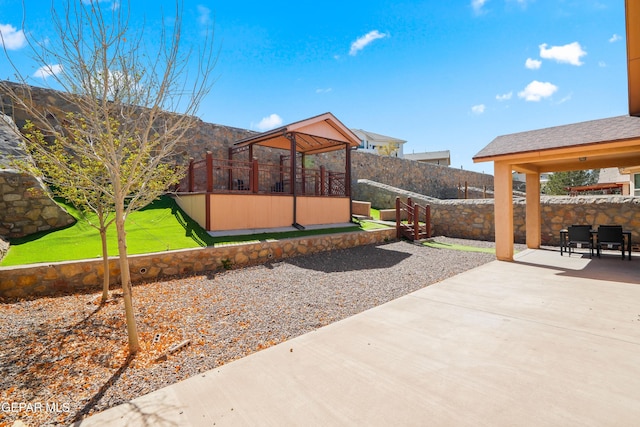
[77,249,640,427]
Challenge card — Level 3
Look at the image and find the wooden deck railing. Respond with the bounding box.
[177,152,347,197]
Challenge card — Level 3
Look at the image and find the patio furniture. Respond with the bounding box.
[271,181,285,193]
[564,225,594,258]
[596,225,627,260]
[234,179,247,191]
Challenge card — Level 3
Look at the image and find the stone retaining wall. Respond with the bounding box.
[357,179,640,246]
[0,227,396,298]
[0,237,8,261]
[351,152,494,200]
[2,83,493,241]
[0,170,76,238]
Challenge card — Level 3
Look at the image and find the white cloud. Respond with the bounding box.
[197,5,212,26]
[33,64,63,79]
[349,30,388,56]
[525,58,541,70]
[496,91,512,101]
[517,80,558,102]
[609,34,621,43]
[471,0,488,14]
[255,114,283,131]
[471,104,486,114]
[539,42,586,66]
[0,24,26,50]
[557,93,572,104]
[599,61,607,68]
[315,88,333,94]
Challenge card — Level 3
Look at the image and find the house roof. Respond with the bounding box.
[404,150,450,161]
[234,112,360,155]
[473,115,640,173]
[351,129,406,145]
[474,115,640,159]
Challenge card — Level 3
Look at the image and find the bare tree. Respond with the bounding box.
[376,143,399,157]
[17,119,116,303]
[1,0,217,353]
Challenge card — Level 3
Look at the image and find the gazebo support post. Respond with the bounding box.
[526,172,541,249]
[494,161,514,261]
[227,147,233,191]
[288,133,304,230]
[301,153,306,195]
[320,166,326,195]
[205,152,213,231]
[345,143,353,221]
[206,152,213,193]
[345,143,352,197]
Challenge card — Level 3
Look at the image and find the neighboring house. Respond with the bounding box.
[593,167,631,195]
[562,167,640,196]
[351,129,406,158]
[513,172,551,185]
[620,166,640,196]
[404,150,451,166]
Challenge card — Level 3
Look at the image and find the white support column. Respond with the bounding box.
[526,172,541,249]
[494,161,514,261]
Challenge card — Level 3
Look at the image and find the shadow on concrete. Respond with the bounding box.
[73,396,183,427]
[516,248,639,285]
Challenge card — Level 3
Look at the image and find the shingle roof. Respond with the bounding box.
[473,115,640,160]
[351,129,406,144]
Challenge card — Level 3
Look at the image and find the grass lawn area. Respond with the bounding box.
[1,196,389,266]
[422,240,520,254]
[423,240,496,254]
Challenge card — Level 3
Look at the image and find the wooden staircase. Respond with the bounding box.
[396,197,431,241]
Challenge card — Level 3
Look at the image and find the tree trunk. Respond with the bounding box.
[114,201,141,354]
[100,227,110,303]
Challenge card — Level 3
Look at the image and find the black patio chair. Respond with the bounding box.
[271,181,284,193]
[596,225,625,260]
[567,225,594,258]
[234,179,247,190]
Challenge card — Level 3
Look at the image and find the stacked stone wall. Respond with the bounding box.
[0,237,8,262]
[351,152,494,200]
[0,227,396,298]
[2,82,494,199]
[357,179,640,246]
[0,170,75,238]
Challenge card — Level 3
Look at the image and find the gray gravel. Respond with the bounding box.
[1,237,525,426]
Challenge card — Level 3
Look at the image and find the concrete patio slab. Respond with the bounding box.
[77,249,640,427]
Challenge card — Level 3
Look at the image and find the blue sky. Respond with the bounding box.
[0,0,629,173]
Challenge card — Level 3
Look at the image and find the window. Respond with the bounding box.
[634,173,640,196]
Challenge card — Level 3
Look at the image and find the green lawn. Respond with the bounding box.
[1,196,389,266]
[422,240,496,254]
[422,240,520,255]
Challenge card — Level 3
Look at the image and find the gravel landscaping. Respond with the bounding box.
[0,237,525,426]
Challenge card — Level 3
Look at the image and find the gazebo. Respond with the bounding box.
[175,112,361,233]
[473,0,640,261]
[473,116,640,260]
